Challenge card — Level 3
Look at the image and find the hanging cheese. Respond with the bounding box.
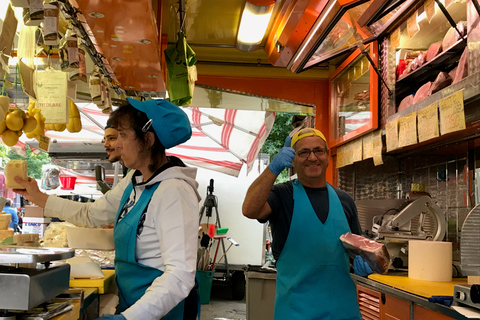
[66,100,82,133]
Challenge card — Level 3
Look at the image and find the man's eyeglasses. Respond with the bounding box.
[295,148,327,158]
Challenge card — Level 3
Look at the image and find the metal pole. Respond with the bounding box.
[179,0,186,33]
[434,0,468,46]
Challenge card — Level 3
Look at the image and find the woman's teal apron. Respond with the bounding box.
[273,181,361,320]
[114,182,184,319]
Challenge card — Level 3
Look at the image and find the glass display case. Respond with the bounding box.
[329,41,379,147]
[290,0,399,72]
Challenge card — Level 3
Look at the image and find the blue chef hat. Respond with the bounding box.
[126,97,192,149]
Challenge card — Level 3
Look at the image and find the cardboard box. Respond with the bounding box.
[23,217,51,238]
[24,206,44,218]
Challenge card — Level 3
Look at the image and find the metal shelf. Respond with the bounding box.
[395,39,466,101]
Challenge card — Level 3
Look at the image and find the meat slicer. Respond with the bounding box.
[0,245,74,319]
[372,196,447,268]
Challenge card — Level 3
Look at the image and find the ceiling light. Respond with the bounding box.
[236,0,276,52]
[111,57,123,61]
[138,39,151,44]
[125,86,135,89]
[88,12,104,18]
[147,75,158,78]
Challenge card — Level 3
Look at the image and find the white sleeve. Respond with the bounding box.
[43,170,134,228]
[122,179,199,320]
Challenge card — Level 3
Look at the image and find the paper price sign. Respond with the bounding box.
[418,102,439,142]
[398,112,417,148]
[38,135,50,152]
[439,90,465,135]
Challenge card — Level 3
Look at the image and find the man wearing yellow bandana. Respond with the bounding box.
[243,128,368,320]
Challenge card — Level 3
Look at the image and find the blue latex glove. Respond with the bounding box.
[94,315,126,320]
[269,136,295,175]
[353,255,373,277]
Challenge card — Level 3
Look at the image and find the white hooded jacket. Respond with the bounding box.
[44,158,201,320]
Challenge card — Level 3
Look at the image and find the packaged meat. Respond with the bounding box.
[453,47,468,83]
[340,232,390,274]
[410,58,419,71]
[412,82,432,105]
[430,72,452,94]
[426,41,442,62]
[398,94,414,112]
[396,59,406,79]
[417,51,425,67]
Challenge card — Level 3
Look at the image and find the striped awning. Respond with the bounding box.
[18,102,275,177]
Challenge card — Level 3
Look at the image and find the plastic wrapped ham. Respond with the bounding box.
[340,232,390,274]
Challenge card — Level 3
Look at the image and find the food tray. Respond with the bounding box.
[69,269,115,294]
[0,245,74,263]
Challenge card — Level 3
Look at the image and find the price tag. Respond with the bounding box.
[38,135,50,152]
[439,90,465,135]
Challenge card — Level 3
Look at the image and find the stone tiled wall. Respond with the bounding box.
[338,148,472,260]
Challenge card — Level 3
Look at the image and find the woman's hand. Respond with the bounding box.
[13,176,49,208]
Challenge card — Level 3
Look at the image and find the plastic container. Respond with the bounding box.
[246,270,277,320]
[197,270,214,304]
[59,176,77,190]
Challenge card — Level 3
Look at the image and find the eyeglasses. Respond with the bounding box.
[295,148,327,158]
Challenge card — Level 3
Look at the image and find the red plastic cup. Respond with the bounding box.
[59,176,77,190]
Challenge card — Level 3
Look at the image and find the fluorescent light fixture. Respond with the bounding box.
[236,0,275,52]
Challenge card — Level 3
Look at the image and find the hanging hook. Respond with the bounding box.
[178,0,186,34]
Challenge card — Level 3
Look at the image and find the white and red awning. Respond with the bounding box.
[17,102,275,177]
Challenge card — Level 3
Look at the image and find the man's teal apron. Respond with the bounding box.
[114,182,184,319]
[274,181,361,320]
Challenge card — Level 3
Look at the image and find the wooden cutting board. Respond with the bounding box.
[368,274,468,298]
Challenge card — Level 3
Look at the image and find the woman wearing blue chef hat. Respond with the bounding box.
[13,98,201,320]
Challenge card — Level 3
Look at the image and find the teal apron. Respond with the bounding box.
[114,182,185,319]
[274,181,361,320]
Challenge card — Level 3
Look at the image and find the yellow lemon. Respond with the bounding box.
[6,110,24,131]
[23,116,37,133]
[2,129,19,147]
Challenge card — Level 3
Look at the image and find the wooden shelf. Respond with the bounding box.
[395,38,466,101]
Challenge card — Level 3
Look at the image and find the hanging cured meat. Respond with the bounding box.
[398,94,415,112]
[453,48,468,83]
[426,41,442,62]
[430,72,452,94]
[412,82,432,105]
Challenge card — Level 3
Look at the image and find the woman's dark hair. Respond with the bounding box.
[5,199,12,207]
[108,104,166,172]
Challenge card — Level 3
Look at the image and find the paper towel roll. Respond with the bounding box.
[408,240,452,282]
